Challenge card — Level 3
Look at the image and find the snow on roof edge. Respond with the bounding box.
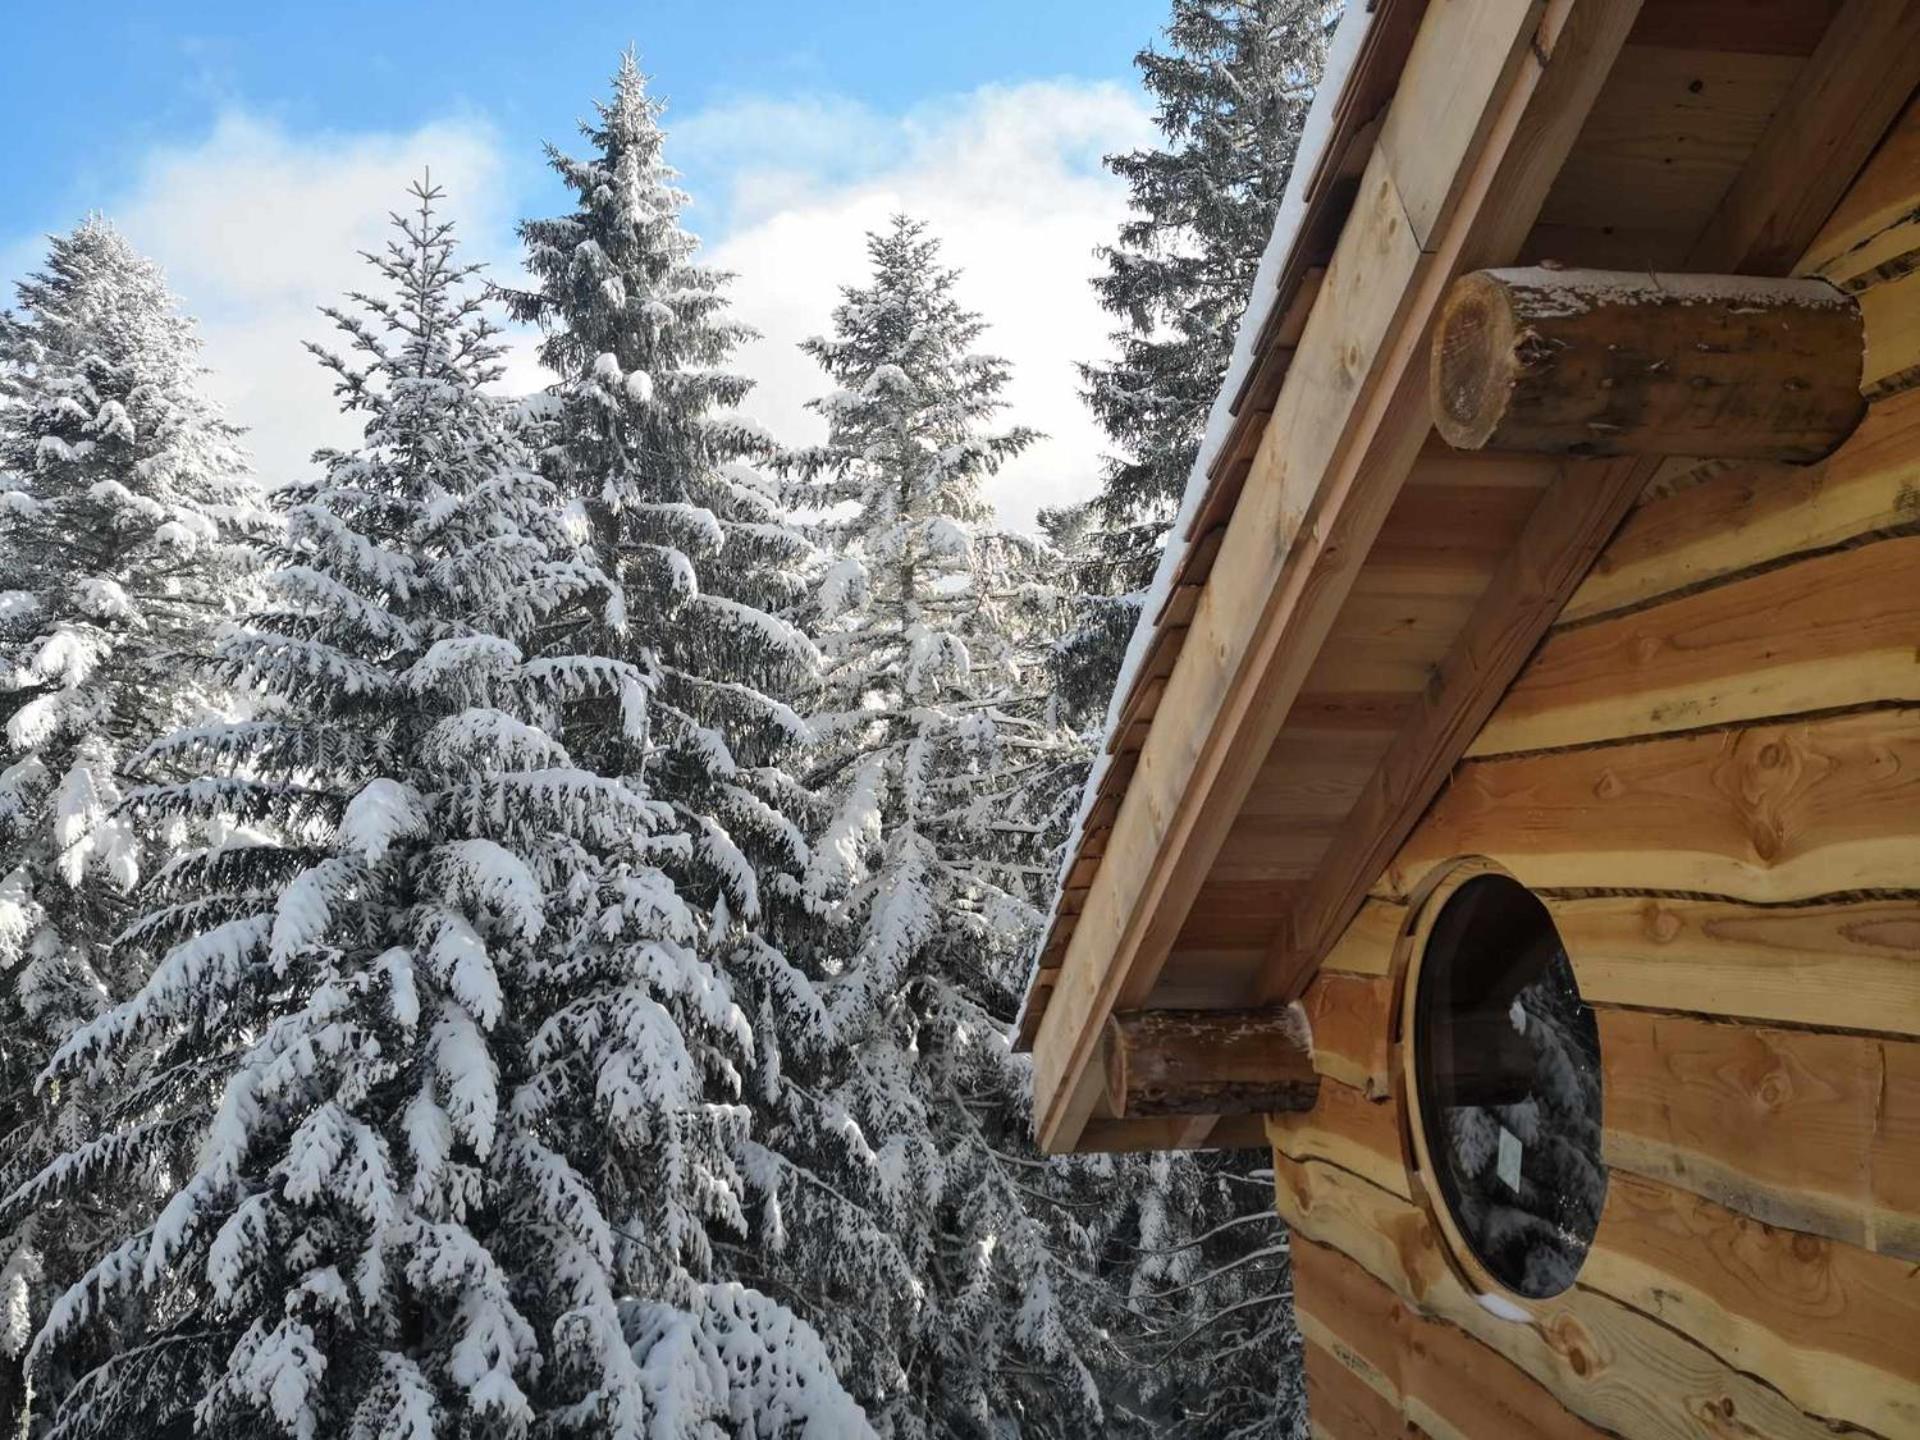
[1015,2,1380,1040]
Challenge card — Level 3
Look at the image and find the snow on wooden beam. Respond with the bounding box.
[1103,1004,1318,1119]
[1430,268,1867,462]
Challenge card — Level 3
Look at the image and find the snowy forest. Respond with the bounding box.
[0,3,1336,1435]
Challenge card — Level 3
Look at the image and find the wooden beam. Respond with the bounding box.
[1030,0,1643,1154]
[1431,268,1865,460]
[1103,1004,1317,1118]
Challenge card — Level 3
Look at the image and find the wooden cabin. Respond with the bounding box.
[1017,1,1920,1434]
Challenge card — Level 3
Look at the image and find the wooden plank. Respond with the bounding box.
[1385,707,1920,903]
[1599,1008,1920,1260]
[1377,0,1544,246]
[1584,1170,1920,1437]
[1686,0,1920,275]
[1861,265,1920,391]
[1541,46,1805,236]
[1301,971,1396,1098]
[1308,892,1920,1038]
[1271,1151,1850,1440]
[1257,453,1670,1000]
[1281,1103,1920,1434]
[1561,385,1920,624]
[1802,92,1920,287]
[1473,533,1920,755]
[1550,894,1920,1035]
[1303,1335,1420,1440]
[1074,1111,1268,1154]
[1268,1076,1407,1198]
[1625,0,1840,57]
[1032,0,1637,1150]
[1297,1242,1618,1440]
[1031,144,1431,1149]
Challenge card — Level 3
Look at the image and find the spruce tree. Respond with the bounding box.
[501,53,819,928]
[19,182,861,1439]
[0,219,262,1425]
[1058,0,1332,721]
[774,217,1110,1437]
[501,59,866,1416]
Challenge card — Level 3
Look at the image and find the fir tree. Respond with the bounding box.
[0,219,262,1426]
[775,217,1109,1437]
[501,60,870,1421]
[19,182,861,1440]
[500,52,820,927]
[1057,0,1332,722]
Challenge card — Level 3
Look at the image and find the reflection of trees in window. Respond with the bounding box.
[1414,875,1605,1299]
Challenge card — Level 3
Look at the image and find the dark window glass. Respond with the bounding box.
[1412,874,1605,1298]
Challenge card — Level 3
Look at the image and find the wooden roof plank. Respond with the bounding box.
[1256,4,1920,1007]
[1030,0,1637,1153]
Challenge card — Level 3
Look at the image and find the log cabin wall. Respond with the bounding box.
[1268,95,1920,1440]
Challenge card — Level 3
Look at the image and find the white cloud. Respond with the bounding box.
[5,77,1150,535]
[684,79,1153,533]
[9,112,527,491]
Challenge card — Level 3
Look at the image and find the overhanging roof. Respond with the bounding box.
[1021,0,1920,1154]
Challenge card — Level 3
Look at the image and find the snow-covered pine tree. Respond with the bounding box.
[498,53,843,1297]
[500,53,820,934]
[501,59,876,1415]
[19,181,863,1440]
[0,218,262,1426]
[1056,0,1333,721]
[771,215,1111,1437]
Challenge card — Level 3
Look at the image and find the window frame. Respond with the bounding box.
[1391,856,1606,1309]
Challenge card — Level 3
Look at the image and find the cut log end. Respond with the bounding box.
[1104,1005,1320,1120]
[1429,267,1867,462]
[1431,271,1519,451]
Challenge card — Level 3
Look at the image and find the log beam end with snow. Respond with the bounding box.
[1104,1005,1319,1119]
[1430,267,1866,462]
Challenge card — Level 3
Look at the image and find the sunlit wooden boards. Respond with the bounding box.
[1284,74,1920,1438]
[1282,1162,1920,1440]
[1029,0,1612,1152]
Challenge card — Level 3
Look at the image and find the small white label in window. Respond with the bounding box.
[1497,1126,1523,1193]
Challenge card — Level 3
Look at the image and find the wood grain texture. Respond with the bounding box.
[1297,1240,1620,1440]
[1802,91,1920,289]
[1583,1170,1920,1436]
[1274,1079,1920,1433]
[1473,533,1920,754]
[1103,1005,1317,1118]
[1598,1008,1920,1260]
[1303,890,1920,1033]
[1540,45,1804,235]
[1300,971,1396,1098]
[1430,267,1864,459]
[1561,385,1920,624]
[1686,0,1920,274]
[1386,707,1920,902]
[1256,453,1670,1000]
[1271,1150,1852,1440]
[1267,1076,1407,1198]
[1861,266,1920,393]
[1303,1334,1425,1440]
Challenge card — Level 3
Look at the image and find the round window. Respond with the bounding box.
[1408,870,1606,1299]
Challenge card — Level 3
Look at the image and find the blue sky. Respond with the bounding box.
[5,1,1164,248]
[3,2,1176,529]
